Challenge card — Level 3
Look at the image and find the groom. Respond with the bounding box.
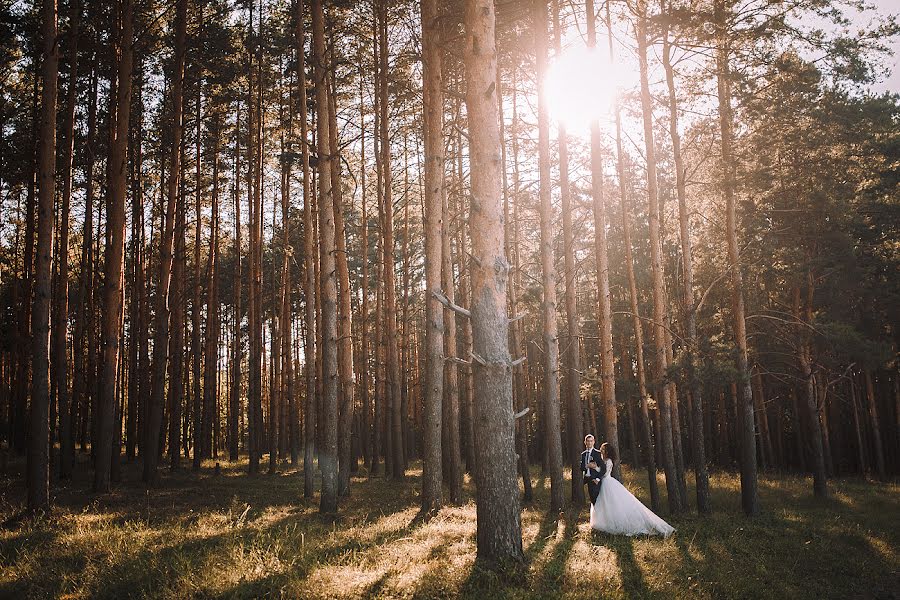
[581,434,606,504]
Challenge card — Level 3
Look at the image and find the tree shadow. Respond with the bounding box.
[592,531,653,599]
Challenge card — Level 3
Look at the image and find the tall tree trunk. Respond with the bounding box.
[661,10,710,512]
[126,64,144,463]
[296,0,316,496]
[464,0,524,565]
[192,48,204,469]
[230,101,242,463]
[56,0,80,480]
[71,66,97,464]
[280,99,295,469]
[377,0,405,479]
[715,0,759,515]
[636,0,680,513]
[28,0,60,511]
[145,0,187,484]
[169,160,187,470]
[96,0,133,493]
[793,285,827,496]
[420,0,444,515]
[328,63,355,496]
[312,0,339,514]
[555,0,584,502]
[864,370,886,479]
[593,0,619,480]
[358,59,370,470]
[508,66,532,503]
[533,0,565,513]
[247,0,264,476]
[204,115,222,465]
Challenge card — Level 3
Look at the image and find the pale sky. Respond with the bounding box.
[862,0,899,93]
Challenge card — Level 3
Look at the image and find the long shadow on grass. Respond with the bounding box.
[530,510,578,594]
[592,532,652,599]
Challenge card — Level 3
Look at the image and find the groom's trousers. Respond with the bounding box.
[586,479,602,504]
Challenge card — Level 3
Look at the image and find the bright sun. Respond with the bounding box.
[544,45,635,136]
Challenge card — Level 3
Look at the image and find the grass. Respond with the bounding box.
[0,455,897,599]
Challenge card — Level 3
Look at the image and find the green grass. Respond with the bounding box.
[0,456,897,599]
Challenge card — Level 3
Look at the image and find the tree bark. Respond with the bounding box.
[28,0,60,511]
[230,101,242,463]
[555,0,584,502]
[464,0,525,565]
[715,0,759,514]
[636,0,681,514]
[420,0,445,516]
[145,0,188,484]
[312,0,339,514]
[660,7,710,512]
[56,0,80,480]
[96,0,133,493]
[191,48,204,469]
[534,0,565,513]
[376,0,405,480]
[864,370,886,479]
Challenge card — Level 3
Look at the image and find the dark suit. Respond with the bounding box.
[581,448,606,504]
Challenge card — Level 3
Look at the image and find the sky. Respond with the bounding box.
[855,0,899,93]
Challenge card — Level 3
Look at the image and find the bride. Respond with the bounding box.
[590,443,675,537]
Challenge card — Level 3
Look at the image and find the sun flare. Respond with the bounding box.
[544,45,636,136]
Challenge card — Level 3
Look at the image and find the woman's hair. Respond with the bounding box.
[599,442,618,462]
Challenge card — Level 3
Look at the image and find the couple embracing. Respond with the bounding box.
[581,434,674,537]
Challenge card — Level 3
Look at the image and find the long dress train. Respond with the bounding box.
[590,459,675,537]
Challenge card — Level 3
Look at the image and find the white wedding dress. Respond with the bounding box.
[590,459,675,537]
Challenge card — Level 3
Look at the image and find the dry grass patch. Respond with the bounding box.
[0,457,897,599]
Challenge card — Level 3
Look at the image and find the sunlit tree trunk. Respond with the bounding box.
[534,0,565,513]
[661,10,710,512]
[464,0,524,565]
[636,0,681,513]
[377,0,405,479]
[555,0,584,502]
[420,0,444,515]
[312,0,339,514]
[715,0,759,515]
[508,67,532,503]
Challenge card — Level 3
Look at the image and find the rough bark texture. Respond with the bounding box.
[312,0,339,515]
[96,0,133,492]
[28,0,59,511]
[420,0,444,516]
[464,0,524,566]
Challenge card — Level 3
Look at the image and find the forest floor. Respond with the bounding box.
[0,454,897,599]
